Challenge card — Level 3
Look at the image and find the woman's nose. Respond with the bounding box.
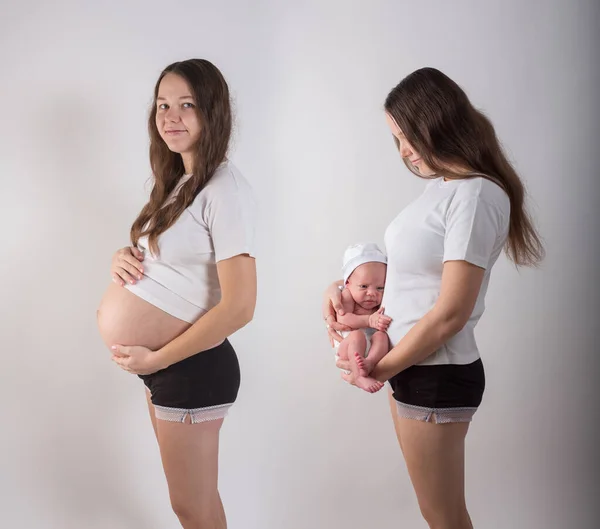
[165,107,180,122]
[399,141,412,158]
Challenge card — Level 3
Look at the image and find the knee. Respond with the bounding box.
[372,330,388,342]
[417,500,436,527]
[170,498,214,528]
[349,330,366,344]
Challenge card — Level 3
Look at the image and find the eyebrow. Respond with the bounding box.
[156,95,194,101]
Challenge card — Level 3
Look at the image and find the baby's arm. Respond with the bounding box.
[337,290,371,329]
[338,312,370,330]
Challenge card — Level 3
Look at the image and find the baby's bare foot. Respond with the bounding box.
[354,352,371,377]
[355,375,384,393]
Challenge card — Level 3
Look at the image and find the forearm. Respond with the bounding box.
[337,313,370,329]
[370,307,464,382]
[156,302,253,368]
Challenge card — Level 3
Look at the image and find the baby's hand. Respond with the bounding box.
[369,307,392,331]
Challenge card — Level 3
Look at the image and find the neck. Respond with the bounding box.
[181,153,193,175]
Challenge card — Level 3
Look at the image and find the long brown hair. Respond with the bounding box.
[130,59,232,255]
[384,67,544,267]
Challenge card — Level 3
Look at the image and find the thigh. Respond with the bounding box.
[347,329,367,355]
[145,389,158,440]
[156,415,224,511]
[397,415,469,513]
[387,388,404,454]
[366,331,389,360]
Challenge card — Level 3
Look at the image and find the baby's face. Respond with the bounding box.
[346,262,387,310]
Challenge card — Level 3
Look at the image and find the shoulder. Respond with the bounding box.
[341,288,355,307]
[190,161,255,213]
[204,161,254,197]
[453,176,510,216]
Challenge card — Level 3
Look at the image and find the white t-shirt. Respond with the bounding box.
[125,162,256,323]
[382,176,510,365]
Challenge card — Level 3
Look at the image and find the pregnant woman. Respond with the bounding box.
[323,67,544,528]
[97,59,256,529]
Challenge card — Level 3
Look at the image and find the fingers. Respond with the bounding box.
[131,246,145,261]
[332,294,345,315]
[322,298,338,322]
[377,316,392,331]
[328,283,344,315]
[111,273,125,287]
[332,302,344,316]
[116,263,143,285]
[335,358,351,372]
[111,345,129,357]
[121,253,144,276]
[374,311,392,331]
[328,327,344,344]
[111,355,134,373]
[112,249,144,285]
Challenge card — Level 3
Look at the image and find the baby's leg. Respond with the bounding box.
[346,331,384,393]
[336,335,351,363]
[358,331,390,375]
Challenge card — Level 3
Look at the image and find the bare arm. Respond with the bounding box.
[334,289,365,329]
[370,260,485,382]
[337,312,370,329]
[155,254,257,368]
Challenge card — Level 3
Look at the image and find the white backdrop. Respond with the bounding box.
[1,1,598,528]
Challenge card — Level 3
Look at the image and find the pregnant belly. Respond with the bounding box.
[97,282,191,351]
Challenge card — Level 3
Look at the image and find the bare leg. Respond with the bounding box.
[156,414,226,529]
[391,411,474,529]
[387,389,404,455]
[145,389,158,441]
[358,331,389,374]
[146,390,226,527]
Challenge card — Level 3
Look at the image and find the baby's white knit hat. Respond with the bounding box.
[342,242,387,283]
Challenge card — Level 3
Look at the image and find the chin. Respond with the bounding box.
[164,142,192,154]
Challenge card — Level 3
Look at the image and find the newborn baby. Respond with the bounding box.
[334,243,391,393]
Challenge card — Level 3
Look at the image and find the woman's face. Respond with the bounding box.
[155,73,201,158]
[385,112,435,176]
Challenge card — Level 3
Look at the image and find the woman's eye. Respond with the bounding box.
[158,103,168,110]
[182,102,195,108]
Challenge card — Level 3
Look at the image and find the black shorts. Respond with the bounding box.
[388,358,485,423]
[138,339,240,423]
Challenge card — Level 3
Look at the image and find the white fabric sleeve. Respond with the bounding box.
[205,181,256,262]
[443,197,505,269]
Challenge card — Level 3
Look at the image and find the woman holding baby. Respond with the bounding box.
[323,67,544,528]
